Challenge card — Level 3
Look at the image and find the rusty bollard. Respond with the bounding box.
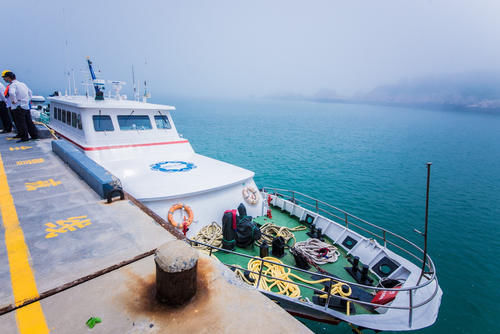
[155,240,199,306]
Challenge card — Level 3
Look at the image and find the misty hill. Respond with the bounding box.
[356,72,500,110]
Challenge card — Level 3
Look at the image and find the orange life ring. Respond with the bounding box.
[168,203,194,228]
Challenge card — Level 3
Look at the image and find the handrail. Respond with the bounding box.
[189,239,440,314]
[262,187,436,275]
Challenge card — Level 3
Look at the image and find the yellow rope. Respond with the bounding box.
[191,222,222,253]
[255,222,307,247]
[233,256,351,303]
[348,323,363,333]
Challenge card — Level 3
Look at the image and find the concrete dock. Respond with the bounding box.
[0,135,311,333]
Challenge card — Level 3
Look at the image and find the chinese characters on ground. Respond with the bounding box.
[25,178,61,191]
[45,216,92,239]
[16,158,44,165]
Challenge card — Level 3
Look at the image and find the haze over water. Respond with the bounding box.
[172,97,500,333]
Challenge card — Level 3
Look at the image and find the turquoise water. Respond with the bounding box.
[167,97,500,333]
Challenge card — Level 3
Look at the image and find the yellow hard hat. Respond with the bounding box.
[1,70,12,77]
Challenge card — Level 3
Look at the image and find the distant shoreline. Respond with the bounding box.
[267,95,500,113]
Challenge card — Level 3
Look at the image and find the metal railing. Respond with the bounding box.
[191,187,441,328]
[262,187,436,275]
[189,238,440,329]
[260,187,441,328]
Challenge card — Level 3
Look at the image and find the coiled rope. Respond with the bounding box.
[255,222,307,247]
[233,256,351,304]
[292,238,340,265]
[191,222,222,252]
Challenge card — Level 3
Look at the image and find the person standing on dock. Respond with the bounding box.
[0,80,13,133]
[2,71,38,142]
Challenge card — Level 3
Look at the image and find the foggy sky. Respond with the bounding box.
[2,0,500,100]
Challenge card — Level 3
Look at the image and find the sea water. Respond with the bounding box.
[166,97,500,333]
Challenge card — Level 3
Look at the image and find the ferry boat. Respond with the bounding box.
[46,59,442,332]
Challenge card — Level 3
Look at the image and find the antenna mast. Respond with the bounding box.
[86,57,105,100]
[72,69,78,95]
[417,162,432,285]
[132,65,138,101]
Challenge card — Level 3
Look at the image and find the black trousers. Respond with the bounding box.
[0,101,12,132]
[13,107,38,140]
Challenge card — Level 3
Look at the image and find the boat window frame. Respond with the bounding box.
[62,109,66,123]
[154,114,172,129]
[65,110,71,126]
[117,114,153,131]
[92,115,115,132]
[71,112,77,128]
[57,108,61,121]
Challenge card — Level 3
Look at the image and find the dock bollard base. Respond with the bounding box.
[154,240,199,306]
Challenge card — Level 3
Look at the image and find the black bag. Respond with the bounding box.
[237,202,247,217]
[236,216,262,247]
[235,203,262,248]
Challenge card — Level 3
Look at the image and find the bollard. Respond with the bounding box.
[154,240,199,306]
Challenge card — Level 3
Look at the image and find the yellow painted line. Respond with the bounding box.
[0,153,49,333]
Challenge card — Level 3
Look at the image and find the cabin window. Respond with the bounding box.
[57,108,61,121]
[93,115,114,132]
[117,115,152,130]
[66,110,71,125]
[154,115,171,129]
[71,112,77,128]
[62,110,66,123]
[77,114,82,130]
[52,107,57,120]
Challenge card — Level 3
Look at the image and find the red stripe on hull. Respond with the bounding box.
[55,132,189,151]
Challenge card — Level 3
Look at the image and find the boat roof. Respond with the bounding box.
[99,153,255,200]
[48,95,176,111]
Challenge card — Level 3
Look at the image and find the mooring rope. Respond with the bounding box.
[292,238,340,265]
[191,222,222,252]
[255,222,307,247]
[232,256,351,303]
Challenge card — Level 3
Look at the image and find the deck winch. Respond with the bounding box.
[259,241,269,258]
[271,236,286,258]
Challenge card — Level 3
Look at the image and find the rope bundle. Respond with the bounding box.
[292,238,340,265]
[233,256,351,303]
[255,222,307,247]
[192,222,222,252]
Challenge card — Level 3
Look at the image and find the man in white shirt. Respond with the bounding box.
[0,81,14,133]
[2,71,38,142]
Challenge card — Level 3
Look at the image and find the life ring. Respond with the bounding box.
[168,203,194,228]
[242,186,259,205]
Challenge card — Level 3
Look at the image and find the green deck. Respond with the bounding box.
[214,206,379,315]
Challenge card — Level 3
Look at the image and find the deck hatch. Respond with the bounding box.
[342,236,358,250]
[371,257,399,278]
[304,213,315,225]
